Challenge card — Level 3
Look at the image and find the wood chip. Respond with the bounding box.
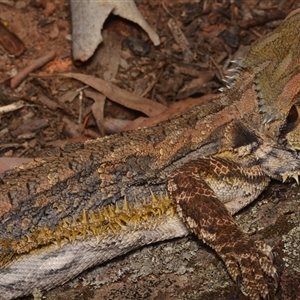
[168,18,193,63]
[0,22,25,56]
[10,119,48,138]
[176,71,214,99]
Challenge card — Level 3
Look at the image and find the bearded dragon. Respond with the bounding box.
[1,8,300,300]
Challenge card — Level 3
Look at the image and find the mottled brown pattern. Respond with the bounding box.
[167,157,275,299]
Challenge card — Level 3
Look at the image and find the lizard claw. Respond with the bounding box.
[235,274,242,298]
[219,238,277,300]
[264,293,270,300]
[273,271,279,291]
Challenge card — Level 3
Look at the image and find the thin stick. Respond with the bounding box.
[10,50,56,89]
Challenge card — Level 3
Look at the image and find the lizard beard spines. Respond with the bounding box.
[0,192,176,269]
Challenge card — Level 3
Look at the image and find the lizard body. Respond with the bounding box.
[1,9,300,300]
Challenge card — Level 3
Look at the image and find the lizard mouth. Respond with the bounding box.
[255,144,300,183]
[281,171,300,184]
[280,147,300,183]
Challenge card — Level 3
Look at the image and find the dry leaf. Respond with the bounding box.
[70,0,160,62]
[124,94,215,130]
[0,158,32,174]
[85,89,106,136]
[61,73,167,117]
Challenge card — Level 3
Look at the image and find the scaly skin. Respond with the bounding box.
[1,9,300,300]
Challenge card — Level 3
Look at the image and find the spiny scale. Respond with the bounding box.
[0,191,175,268]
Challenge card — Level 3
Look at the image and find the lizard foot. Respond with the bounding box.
[219,239,277,300]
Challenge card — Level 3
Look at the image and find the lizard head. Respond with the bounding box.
[243,9,300,183]
[241,8,300,127]
[254,102,300,183]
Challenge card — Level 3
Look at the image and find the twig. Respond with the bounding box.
[10,50,56,88]
[0,100,27,115]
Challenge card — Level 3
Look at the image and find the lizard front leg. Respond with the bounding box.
[167,157,277,300]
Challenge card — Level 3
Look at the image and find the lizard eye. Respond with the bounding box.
[283,104,300,150]
[286,104,299,126]
[281,105,300,133]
